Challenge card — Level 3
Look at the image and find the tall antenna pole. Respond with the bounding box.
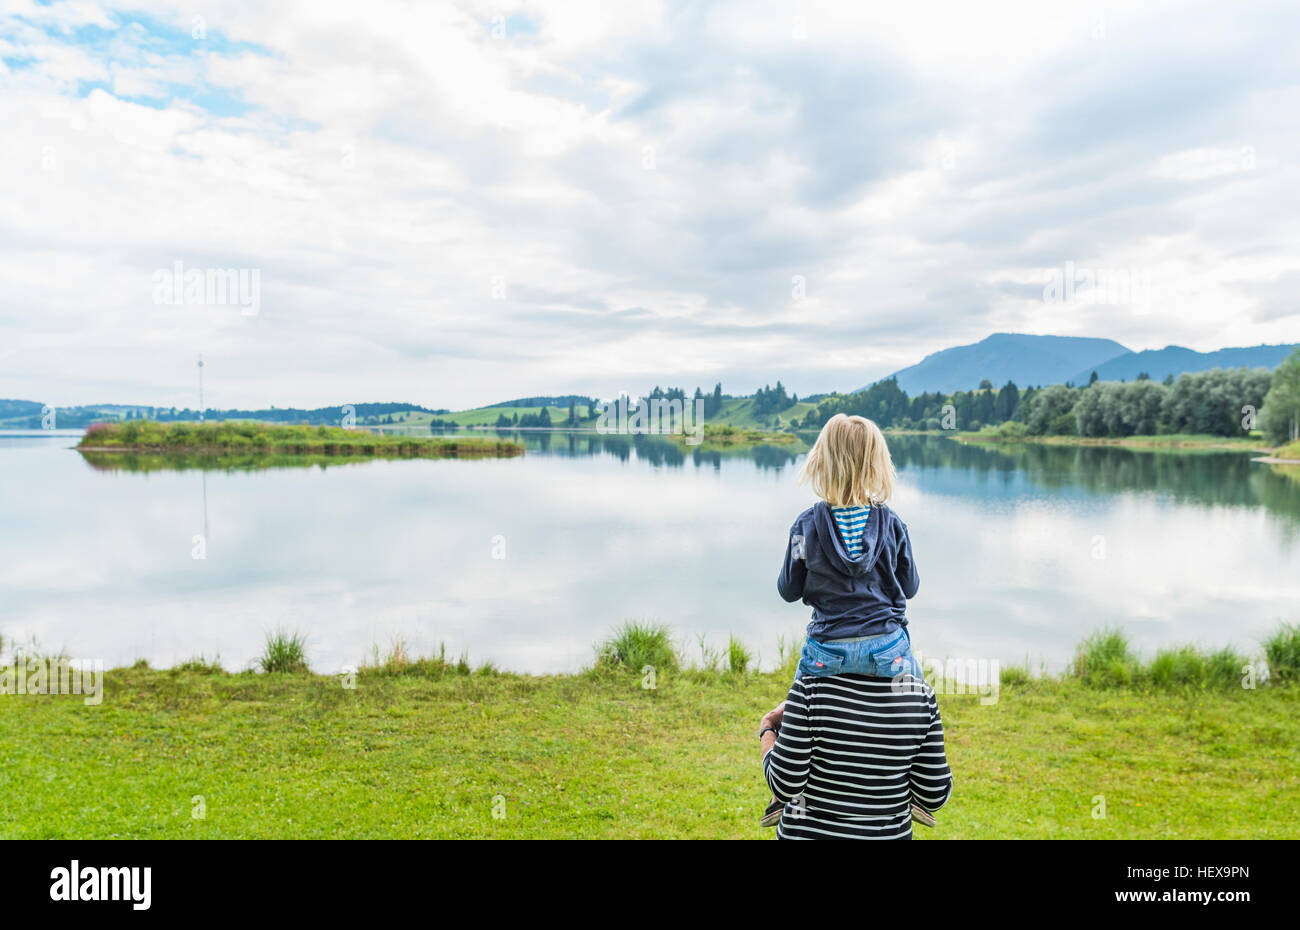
[197,354,205,422]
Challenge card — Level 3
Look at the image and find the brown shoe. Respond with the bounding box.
[911,804,937,827]
[760,798,783,827]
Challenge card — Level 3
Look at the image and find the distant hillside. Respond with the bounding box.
[0,400,448,429]
[483,395,596,409]
[1070,343,1300,385]
[0,399,43,419]
[872,333,1130,394]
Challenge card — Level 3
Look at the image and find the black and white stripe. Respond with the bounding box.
[763,674,953,840]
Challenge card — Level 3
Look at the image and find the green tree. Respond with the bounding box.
[1073,381,1165,437]
[1160,368,1272,436]
[753,381,790,416]
[1260,348,1300,442]
[994,381,1020,422]
[1022,384,1079,435]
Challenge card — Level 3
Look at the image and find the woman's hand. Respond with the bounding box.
[761,701,786,732]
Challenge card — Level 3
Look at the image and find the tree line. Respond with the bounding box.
[795,348,1300,442]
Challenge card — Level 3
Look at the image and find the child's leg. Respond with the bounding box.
[867,628,923,682]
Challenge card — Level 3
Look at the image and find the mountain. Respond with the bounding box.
[870,333,1130,394]
[1069,343,1300,385]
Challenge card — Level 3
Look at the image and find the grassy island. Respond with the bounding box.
[76,421,524,460]
[673,424,802,450]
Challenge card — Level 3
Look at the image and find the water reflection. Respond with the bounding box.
[885,436,1300,526]
[427,427,810,472]
[3,430,1295,675]
[78,427,1300,525]
[455,430,1300,524]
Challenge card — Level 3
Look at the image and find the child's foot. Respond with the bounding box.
[760,797,783,827]
[911,803,937,827]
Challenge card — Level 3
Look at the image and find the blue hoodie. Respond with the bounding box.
[777,501,919,641]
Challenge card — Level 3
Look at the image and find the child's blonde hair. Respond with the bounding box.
[799,414,895,506]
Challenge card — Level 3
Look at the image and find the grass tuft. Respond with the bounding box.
[1263,622,1300,684]
[359,641,493,680]
[1070,628,1261,690]
[595,621,679,673]
[1145,645,1245,689]
[1071,628,1137,686]
[727,634,753,675]
[775,634,803,680]
[173,655,224,674]
[258,629,309,674]
[999,663,1033,686]
[693,634,722,672]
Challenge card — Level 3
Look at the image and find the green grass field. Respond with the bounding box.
[3,659,1295,839]
[709,398,818,430]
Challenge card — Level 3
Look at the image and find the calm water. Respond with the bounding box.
[1,429,1297,674]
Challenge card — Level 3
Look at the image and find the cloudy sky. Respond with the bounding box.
[2,0,1298,410]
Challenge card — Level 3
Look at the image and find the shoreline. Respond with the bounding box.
[954,432,1272,452]
[77,442,523,458]
[7,621,1292,689]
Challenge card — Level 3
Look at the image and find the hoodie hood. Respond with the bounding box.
[813,501,887,577]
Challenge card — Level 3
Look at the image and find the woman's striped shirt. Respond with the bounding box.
[830,505,870,559]
[762,673,953,839]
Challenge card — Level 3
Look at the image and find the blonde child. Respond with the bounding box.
[760,414,922,825]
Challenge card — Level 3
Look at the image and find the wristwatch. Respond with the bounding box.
[758,725,778,740]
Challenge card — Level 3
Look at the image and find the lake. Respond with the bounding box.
[1,428,1297,675]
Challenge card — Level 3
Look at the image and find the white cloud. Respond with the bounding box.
[0,0,1298,409]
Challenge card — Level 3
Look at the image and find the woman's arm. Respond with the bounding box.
[762,680,812,803]
[909,689,953,812]
[758,701,785,760]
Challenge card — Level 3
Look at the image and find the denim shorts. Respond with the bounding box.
[796,628,922,681]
